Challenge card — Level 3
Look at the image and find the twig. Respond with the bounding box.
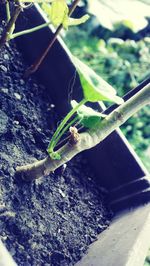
[24,0,81,78]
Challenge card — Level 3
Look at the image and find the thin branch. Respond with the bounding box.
[16,82,150,181]
[24,0,81,78]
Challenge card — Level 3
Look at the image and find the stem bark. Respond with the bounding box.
[16,82,150,181]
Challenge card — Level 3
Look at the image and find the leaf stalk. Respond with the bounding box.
[11,22,51,39]
[47,98,86,154]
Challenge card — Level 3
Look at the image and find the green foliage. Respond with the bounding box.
[65,29,150,170]
[47,54,124,157]
[66,30,150,91]
[1,0,89,47]
[47,51,123,157]
[72,56,124,104]
[71,100,105,129]
[42,1,69,28]
[114,20,135,32]
[42,1,89,29]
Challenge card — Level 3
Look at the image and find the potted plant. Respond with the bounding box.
[0,2,150,266]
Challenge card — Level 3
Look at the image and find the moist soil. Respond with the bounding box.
[0,39,112,265]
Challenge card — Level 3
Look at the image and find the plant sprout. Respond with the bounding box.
[16,55,150,181]
[24,0,89,77]
[47,56,123,160]
[0,0,89,49]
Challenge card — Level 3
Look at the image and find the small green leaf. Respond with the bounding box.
[67,15,90,27]
[72,56,124,105]
[42,3,52,19]
[42,1,89,30]
[49,151,61,160]
[63,14,89,30]
[71,100,106,129]
[42,0,69,28]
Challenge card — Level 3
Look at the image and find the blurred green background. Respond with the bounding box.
[64,0,150,172]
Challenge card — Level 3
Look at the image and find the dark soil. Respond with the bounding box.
[0,39,112,265]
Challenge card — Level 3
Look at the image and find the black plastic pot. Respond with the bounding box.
[0,4,150,266]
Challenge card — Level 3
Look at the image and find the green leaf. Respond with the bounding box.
[42,3,52,20]
[72,56,124,104]
[71,100,106,129]
[121,20,135,31]
[67,15,90,27]
[42,0,69,28]
[42,1,89,30]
